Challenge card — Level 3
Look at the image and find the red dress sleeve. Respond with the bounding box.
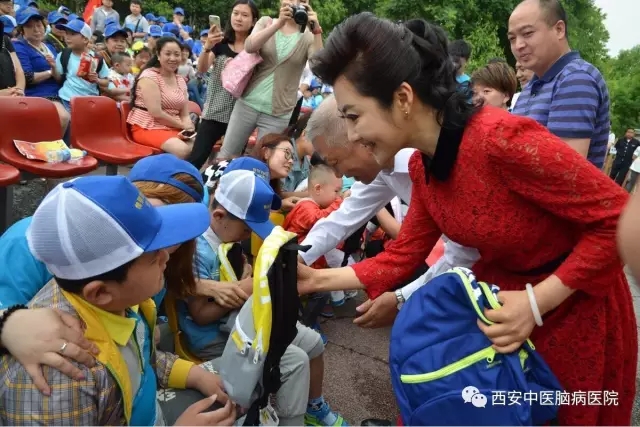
[352,152,442,299]
[486,116,628,295]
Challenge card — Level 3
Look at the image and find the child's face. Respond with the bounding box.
[83,250,169,312]
[211,206,252,243]
[135,51,150,68]
[181,48,189,62]
[114,57,133,74]
[311,174,342,208]
[65,31,89,50]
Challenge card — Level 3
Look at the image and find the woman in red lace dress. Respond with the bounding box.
[297,13,637,426]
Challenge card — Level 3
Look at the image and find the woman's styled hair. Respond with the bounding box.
[133,172,204,298]
[471,62,518,104]
[223,0,260,43]
[250,133,292,195]
[130,37,182,105]
[310,13,475,128]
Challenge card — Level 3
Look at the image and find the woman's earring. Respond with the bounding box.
[403,110,409,119]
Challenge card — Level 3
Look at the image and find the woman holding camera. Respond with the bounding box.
[217,0,323,159]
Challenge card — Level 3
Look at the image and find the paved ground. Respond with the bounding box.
[8,174,640,425]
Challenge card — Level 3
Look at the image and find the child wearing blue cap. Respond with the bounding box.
[90,0,119,33]
[0,175,235,426]
[55,19,109,112]
[124,0,148,42]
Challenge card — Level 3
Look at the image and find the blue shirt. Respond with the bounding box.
[0,217,53,310]
[192,40,203,57]
[55,50,109,101]
[13,39,60,97]
[512,51,610,169]
[177,232,222,351]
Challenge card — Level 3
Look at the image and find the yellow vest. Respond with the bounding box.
[62,290,157,424]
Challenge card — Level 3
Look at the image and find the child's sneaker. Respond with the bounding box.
[344,290,358,300]
[321,304,335,318]
[312,323,328,345]
[305,402,349,426]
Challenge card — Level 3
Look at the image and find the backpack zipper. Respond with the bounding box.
[400,346,497,384]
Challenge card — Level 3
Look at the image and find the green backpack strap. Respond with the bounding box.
[60,48,72,84]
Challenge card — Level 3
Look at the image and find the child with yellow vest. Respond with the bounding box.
[181,158,348,426]
[0,176,235,426]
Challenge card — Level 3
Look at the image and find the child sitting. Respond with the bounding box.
[283,164,357,308]
[132,45,151,75]
[55,19,110,113]
[107,51,134,102]
[0,176,233,426]
[179,165,348,426]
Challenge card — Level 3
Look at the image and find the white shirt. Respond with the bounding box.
[630,147,640,173]
[297,62,313,99]
[300,149,481,297]
[300,148,415,265]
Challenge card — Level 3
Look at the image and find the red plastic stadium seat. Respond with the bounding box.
[0,97,98,177]
[0,164,20,186]
[70,97,153,169]
[188,101,202,116]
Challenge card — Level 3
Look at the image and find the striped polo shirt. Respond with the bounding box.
[512,51,610,169]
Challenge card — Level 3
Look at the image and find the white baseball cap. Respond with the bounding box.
[214,170,281,239]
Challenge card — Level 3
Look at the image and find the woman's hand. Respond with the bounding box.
[204,25,224,51]
[277,4,293,25]
[203,281,248,308]
[297,262,319,295]
[175,394,236,426]
[305,4,320,27]
[281,196,300,212]
[0,87,21,97]
[0,308,100,395]
[181,120,195,132]
[476,290,536,354]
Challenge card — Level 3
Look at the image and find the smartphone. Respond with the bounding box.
[209,15,221,29]
[179,130,197,139]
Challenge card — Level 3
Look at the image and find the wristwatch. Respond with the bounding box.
[395,289,405,310]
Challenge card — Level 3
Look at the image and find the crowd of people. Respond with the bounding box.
[0,0,639,425]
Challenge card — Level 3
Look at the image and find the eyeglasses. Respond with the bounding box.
[274,147,293,161]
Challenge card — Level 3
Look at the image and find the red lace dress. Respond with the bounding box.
[352,107,637,425]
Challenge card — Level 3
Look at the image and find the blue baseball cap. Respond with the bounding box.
[157,16,167,24]
[26,175,210,280]
[199,29,208,37]
[104,16,118,26]
[202,157,271,207]
[0,15,17,34]
[58,19,91,39]
[162,22,179,35]
[214,170,281,239]
[67,13,78,21]
[162,31,176,39]
[16,7,43,25]
[182,24,191,33]
[47,11,66,25]
[144,13,156,21]
[147,24,162,37]
[129,154,204,203]
[104,23,127,39]
[173,7,184,15]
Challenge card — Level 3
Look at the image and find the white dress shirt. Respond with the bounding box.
[300,148,482,299]
[300,149,415,265]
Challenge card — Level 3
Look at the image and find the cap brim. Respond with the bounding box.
[146,202,210,252]
[106,29,128,38]
[245,218,276,240]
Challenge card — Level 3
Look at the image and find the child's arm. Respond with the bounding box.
[187,295,230,326]
[287,199,343,233]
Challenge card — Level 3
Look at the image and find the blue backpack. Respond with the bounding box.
[389,267,563,426]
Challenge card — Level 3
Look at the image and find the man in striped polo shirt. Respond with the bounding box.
[508,0,610,169]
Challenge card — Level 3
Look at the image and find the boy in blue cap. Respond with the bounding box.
[0,175,234,425]
[46,11,67,52]
[90,0,119,33]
